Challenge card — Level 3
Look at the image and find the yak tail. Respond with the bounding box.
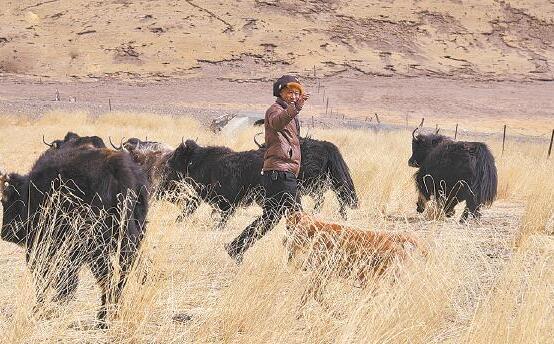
[472,143,497,206]
[326,144,359,208]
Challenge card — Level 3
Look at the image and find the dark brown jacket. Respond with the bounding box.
[262,98,301,176]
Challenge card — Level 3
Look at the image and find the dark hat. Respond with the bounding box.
[273,74,304,97]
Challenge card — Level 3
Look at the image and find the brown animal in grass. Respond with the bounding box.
[284,212,427,306]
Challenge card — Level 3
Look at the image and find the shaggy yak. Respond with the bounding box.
[110,137,176,190]
[42,131,106,150]
[408,128,497,221]
[274,135,358,219]
[166,139,265,229]
[165,136,358,229]
[0,143,149,328]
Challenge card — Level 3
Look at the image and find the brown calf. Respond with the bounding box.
[284,212,427,306]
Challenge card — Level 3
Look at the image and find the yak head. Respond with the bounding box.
[408,128,448,168]
[44,132,106,150]
[166,139,199,174]
[0,172,27,245]
[121,137,168,152]
[122,137,142,151]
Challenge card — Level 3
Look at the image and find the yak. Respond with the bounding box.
[166,140,264,229]
[42,131,106,150]
[166,136,358,229]
[120,137,172,152]
[110,137,180,201]
[0,144,149,328]
[254,133,358,218]
[408,128,497,221]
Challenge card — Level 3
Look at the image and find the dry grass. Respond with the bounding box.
[0,111,552,343]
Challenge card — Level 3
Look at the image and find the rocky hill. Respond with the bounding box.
[1,0,553,81]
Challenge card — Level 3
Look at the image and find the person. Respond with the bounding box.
[225,75,309,263]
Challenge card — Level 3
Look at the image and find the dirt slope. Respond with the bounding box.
[1,0,553,81]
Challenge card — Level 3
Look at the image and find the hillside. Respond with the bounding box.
[1,0,553,81]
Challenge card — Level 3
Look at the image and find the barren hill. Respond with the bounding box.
[1,0,553,81]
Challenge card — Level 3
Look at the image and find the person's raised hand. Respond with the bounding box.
[295,93,310,111]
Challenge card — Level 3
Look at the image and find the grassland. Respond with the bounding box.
[0,111,552,343]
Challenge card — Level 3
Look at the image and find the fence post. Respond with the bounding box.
[109,98,112,111]
[325,98,329,116]
[502,125,507,156]
[454,123,458,140]
[312,115,314,128]
[405,114,408,129]
[313,65,316,78]
[375,113,380,124]
[548,129,554,158]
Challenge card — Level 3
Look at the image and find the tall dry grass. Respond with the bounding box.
[0,111,552,343]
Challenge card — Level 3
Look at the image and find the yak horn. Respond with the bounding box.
[412,127,419,140]
[253,132,263,148]
[109,136,124,150]
[42,135,54,147]
[435,127,440,134]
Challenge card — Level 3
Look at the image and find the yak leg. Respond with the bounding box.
[460,197,481,222]
[52,264,80,303]
[114,228,142,308]
[88,238,139,329]
[443,197,459,218]
[177,195,201,222]
[89,253,112,329]
[437,194,458,218]
[312,189,325,214]
[460,197,480,222]
[338,202,348,220]
[214,206,235,230]
[52,247,84,303]
[416,191,428,213]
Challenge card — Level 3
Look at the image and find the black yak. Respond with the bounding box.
[42,131,106,150]
[408,128,497,221]
[166,140,265,229]
[254,134,358,218]
[166,136,358,229]
[0,144,149,328]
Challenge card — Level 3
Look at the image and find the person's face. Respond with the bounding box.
[280,87,301,103]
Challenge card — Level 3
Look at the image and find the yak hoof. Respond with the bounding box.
[95,320,109,330]
[224,243,243,264]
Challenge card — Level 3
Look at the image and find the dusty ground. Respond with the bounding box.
[0,74,552,139]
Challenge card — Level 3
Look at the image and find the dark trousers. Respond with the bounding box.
[227,170,301,259]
